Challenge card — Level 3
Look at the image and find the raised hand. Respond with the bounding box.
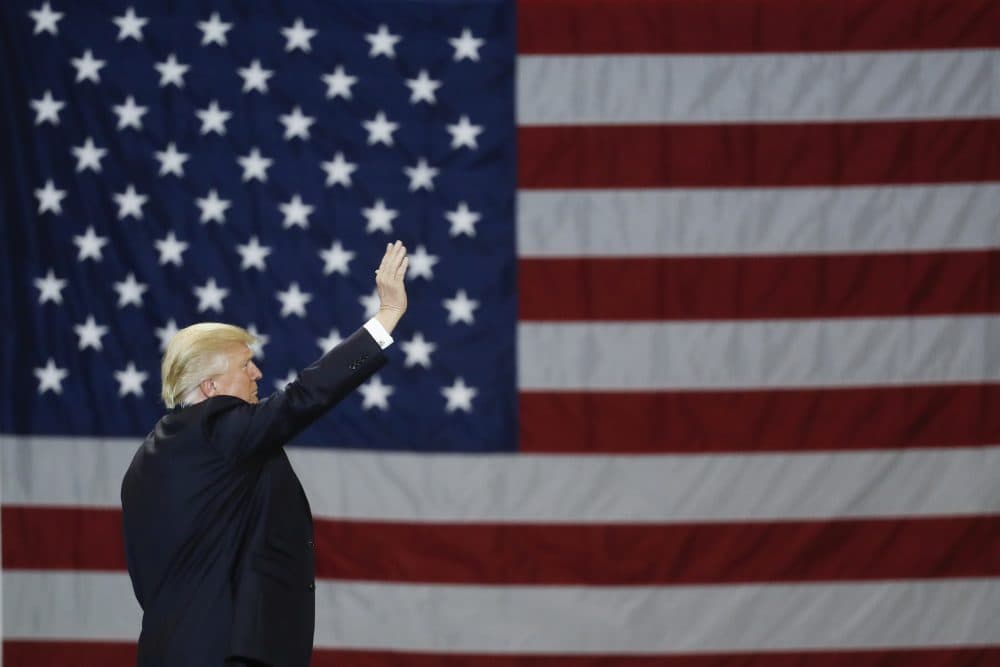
[373,240,408,334]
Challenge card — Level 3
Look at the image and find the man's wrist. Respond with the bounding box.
[364,316,395,349]
[373,307,402,336]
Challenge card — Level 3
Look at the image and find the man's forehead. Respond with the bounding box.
[222,342,254,359]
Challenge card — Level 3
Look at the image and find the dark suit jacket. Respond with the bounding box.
[121,327,386,667]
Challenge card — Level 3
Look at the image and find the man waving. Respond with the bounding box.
[121,241,409,666]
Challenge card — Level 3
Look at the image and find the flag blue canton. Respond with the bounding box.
[0,0,518,452]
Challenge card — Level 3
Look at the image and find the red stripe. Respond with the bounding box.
[4,642,136,665]
[6,507,998,584]
[7,642,998,667]
[519,384,1000,454]
[1,506,125,571]
[518,121,1000,189]
[518,0,1000,54]
[519,251,1000,321]
[316,517,1000,584]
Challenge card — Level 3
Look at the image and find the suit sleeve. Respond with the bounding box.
[203,326,386,464]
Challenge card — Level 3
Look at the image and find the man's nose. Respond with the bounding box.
[250,363,262,380]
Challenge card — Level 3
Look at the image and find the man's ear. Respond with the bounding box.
[200,378,216,398]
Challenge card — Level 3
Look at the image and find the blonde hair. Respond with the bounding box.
[160,322,256,408]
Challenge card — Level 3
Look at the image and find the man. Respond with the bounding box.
[121,241,409,666]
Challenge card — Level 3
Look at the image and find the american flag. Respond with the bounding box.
[2,0,999,664]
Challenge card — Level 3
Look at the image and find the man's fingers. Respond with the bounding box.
[376,241,407,280]
[396,243,407,272]
[379,241,399,274]
[395,255,409,281]
[391,241,406,273]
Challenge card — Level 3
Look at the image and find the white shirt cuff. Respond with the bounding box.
[363,317,394,350]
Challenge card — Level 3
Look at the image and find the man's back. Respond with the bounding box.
[123,326,388,665]
[121,242,408,665]
[122,399,260,666]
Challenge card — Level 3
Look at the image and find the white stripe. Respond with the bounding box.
[4,437,998,522]
[518,185,1000,257]
[6,571,998,653]
[3,572,140,642]
[294,446,1000,522]
[518,51,1000,124]
[321,579,1000,653]
[519,317,999,390]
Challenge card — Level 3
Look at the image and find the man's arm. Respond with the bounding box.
[205,241,409,463]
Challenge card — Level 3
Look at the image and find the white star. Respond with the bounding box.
[246,323,269,358]
[276,282,312,318]
[237,147,272,182]
[34,268,66,304]
[196,100,231,135]
[317,328,342,352]
[447,115,484,150]
[442,377,478,413]
[322,65,357,99]
[359,375,394,410]
[362,199,398,234]
[279,106,315,140]
[29,2,63,36]
[405,69,441,104]
[359,287,380,318]
[321,152,357,187]
[446,201,481,237]
[114,272,148,308]
[35,179,66,215]
[113,184,148,221]
[401,332,436,369]
[194,278,229,313]
[155,318,179,351]
[282,18,316,52]
[363,111,398,146]
[319,239,355,275]
[113,184,147,220]
[74,315,108,351]
[112,95,148,130]
[236,235,271,271]
[197,12,232,46]
[274,369,298,392]
[238,59,273,93]
[112,7,147,41]
[71,49,105,83]
[196,189,230,224]
[365,24,400,58]
[279,194,314,229]
[404,158,438,191]
[114,362,148,397]
[407,244,439,280]
[34,358,68,394]
[72,137,107,173]
[155,53,189,88]
[154,142,189,177]
[450,28,484,61]
[443,289,479,324]
[154,231,188,266]
[73,226,108,262]
[31,90,64,125]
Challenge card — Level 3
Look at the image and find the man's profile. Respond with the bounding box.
[121,241,409,666]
